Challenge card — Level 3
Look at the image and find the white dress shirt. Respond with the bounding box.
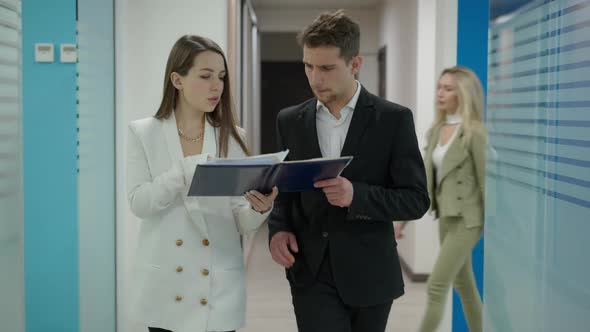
[432,113,462,184]
[316,81,362,158]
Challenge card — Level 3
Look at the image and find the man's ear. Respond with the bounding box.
[351,56,364,76]
[170,72,183,90]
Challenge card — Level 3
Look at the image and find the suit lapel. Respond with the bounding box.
[297,87,373,176]
[163,111,184,162]
[300,99,323,159]
[339,88,374,179]
[162,111,210,238]
[437,126,468,188]
[340,87,374,158]
[297,100,327,213]
[202,118,217,157]
[424,125,441,198]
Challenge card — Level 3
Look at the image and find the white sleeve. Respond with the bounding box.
[229,126,271,233]
[126,125,185,219]
[231,196,272,235]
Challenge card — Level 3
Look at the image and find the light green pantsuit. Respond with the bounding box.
[419,217,483,332]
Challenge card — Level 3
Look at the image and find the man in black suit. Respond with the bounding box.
[268,10,430,332]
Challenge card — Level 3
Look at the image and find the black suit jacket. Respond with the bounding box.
[268,87,430,306]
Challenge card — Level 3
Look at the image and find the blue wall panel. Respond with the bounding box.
[454,1,489,331]
[22,1,78,331]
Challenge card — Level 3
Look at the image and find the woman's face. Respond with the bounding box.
[174,50,226,113]
[437,73,459,115]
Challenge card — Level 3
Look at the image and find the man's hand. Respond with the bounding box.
[314,176,354,208]
[270,231,299,268]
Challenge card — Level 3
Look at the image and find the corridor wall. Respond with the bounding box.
[22,1,116,330]
[0,0,24,331]
[22,1,78,330]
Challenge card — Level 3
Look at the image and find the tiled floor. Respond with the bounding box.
[241,224,428,332]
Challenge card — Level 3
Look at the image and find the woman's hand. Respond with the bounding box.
[394,222,406,240]
[245,186,279,213]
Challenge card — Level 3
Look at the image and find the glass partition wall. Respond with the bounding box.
[0,1,24,331]
[485,1,590,330]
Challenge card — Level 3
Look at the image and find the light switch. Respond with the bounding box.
[60,44,77,63]
[35,43,54,63]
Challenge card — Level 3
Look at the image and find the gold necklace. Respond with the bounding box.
[177,127,204,142]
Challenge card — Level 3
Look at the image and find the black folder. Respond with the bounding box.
[187,156,353,196]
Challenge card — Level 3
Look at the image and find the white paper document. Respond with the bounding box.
[205,150,290,166]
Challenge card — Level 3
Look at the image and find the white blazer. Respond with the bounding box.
[126,112,269,332]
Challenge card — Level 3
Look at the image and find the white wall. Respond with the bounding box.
[378,0,418,111]
[379,0,458,272]
[433,0,457,77]
[256,7,381,95]
[379,0,427,275]
[379,0,457,331]
[114,1,229,331]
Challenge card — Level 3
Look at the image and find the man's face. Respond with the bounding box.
[303,45,360,105]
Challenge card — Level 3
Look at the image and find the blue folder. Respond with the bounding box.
[187,156,353,196]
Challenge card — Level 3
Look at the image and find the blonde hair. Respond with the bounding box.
[429,66,484,146]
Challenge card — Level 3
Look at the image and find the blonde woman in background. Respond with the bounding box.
[396,66,486,332]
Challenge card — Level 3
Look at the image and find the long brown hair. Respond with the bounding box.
[155,35,250,157]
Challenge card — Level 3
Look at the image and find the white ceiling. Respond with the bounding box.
[250,0,383,10]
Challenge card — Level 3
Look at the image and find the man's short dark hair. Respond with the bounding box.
[297,10,360,63]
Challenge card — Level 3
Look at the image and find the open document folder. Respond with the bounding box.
[187,150,353,196]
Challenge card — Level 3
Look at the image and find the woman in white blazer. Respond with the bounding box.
[126,35,278,332]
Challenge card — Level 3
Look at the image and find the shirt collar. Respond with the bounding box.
[316,80,362,114]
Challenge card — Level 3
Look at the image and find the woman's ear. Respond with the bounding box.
[170,72,183,90]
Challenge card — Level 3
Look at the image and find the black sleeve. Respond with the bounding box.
[268,112,295,240]
[347,110,430,222]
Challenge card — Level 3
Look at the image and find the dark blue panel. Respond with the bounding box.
[454,1,490,331]
[490,0,533,19]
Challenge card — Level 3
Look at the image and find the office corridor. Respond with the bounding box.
[241,224,427,332]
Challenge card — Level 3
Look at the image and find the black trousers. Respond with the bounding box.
[289,250,393,332]
[149,328,234,332]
